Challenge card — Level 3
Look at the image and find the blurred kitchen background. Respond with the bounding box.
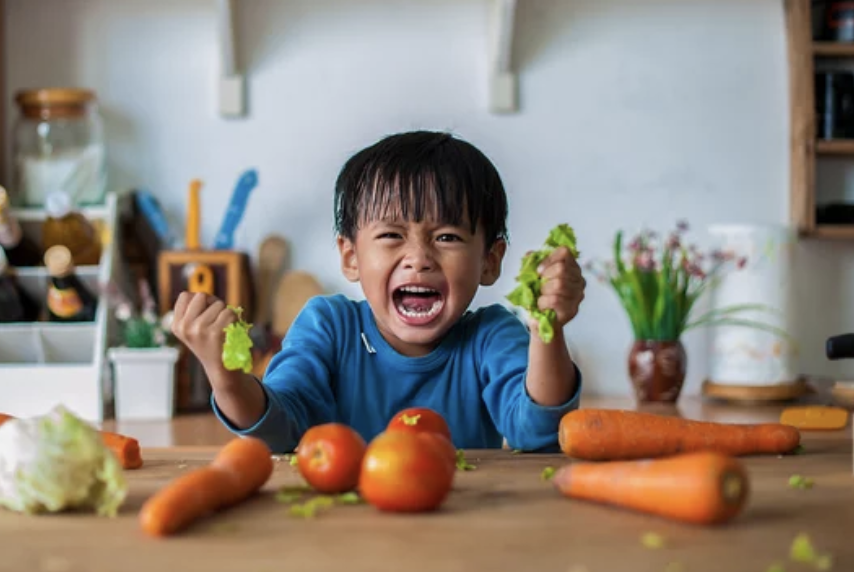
[2,0,854,423]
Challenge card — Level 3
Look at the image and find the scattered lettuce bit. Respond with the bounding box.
[335,491,363,505]
[456,450,476,471]
[283,454,299,467]
[511,449,523,455]
[275,484,312,504]
[222,305,254,373]
[288,495,336,518]
[541,466,556,481]
[790,533,833,569]
[788,474,814,490]
[0,405,127,517]
[641,532,665,549]
[506,224,579,343]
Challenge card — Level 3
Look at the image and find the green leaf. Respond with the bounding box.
[505,224,579,343]
[455,449,476,471]
[541,466,556,481]
[222,306,254,373]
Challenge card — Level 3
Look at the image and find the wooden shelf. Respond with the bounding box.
[809,225,854,239]
[813,41,854,57]
[816,139,854,155]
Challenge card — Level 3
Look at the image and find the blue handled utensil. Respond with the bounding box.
[214,168,258,250]
[134,190,175,248]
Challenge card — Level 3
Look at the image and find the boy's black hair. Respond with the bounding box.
[333,130,509,248]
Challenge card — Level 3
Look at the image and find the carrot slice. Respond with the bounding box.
[780,406,849,431]
[0,412,144,470]
[552,451,750,525]
[101,431,144,470]
[139,436,274,537]
[559,409,801,461]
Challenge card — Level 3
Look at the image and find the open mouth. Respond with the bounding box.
[392,285,445,324]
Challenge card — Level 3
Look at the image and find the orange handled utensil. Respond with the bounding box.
[186,179,203,250]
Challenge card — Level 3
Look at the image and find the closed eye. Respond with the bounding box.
[377,232,402,240]
[437,234,463,243]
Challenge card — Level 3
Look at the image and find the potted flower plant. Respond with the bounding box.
[584,221,789,403]
[105,279,179,420]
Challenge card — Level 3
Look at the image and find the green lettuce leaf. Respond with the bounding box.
[506,223,579,343]
[0,406,127,517]
[222,305,254,373]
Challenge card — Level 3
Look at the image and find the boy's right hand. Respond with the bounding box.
[171,291,238,384]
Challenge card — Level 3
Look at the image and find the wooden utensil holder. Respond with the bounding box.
[157,249,255,413]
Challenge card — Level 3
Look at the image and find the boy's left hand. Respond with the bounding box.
[534,246,586,329]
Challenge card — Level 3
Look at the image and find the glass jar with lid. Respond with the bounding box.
[11,88,107,208]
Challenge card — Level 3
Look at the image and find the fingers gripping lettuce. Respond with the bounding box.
[0,405,127,517]
[506,224,579,343]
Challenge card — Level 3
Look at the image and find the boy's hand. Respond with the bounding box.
[532,246,586,330]
[171,291,238,382]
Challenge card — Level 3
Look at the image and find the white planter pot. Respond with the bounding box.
[108,346,179,421]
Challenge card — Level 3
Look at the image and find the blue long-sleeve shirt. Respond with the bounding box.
[211,294,582,453]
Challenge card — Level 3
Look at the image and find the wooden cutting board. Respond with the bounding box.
[2,444,853,572]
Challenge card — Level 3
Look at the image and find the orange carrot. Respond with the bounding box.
[139,436,274,537]
[101,431,144,470]
[559,409,801,461]
[0,412,144,470]
[552,451,750,525]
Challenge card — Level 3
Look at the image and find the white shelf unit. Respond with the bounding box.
[0,192,119,422]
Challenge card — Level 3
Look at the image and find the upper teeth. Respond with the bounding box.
[400,286,436,293]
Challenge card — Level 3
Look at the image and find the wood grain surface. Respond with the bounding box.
[7,398,854,572]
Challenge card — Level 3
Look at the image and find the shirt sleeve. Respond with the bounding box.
[211,296,338,453]
[477,306,582,453]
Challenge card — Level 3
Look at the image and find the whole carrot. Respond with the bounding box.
[0,412,144,469]
[552,451,750,525]
[559,409,801,461]
[138,436,273,537]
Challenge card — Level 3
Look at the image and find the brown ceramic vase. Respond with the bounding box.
[627,339,687,403]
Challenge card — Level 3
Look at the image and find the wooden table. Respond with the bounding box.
[5,396,853,572]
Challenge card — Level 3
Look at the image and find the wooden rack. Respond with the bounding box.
[787,0,854,239]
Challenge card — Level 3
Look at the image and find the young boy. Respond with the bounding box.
[170,130,586,454]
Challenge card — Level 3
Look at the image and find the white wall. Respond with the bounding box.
[7,0,854,396]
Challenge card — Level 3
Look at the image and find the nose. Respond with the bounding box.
[402,241,435,272]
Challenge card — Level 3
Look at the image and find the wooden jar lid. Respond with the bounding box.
[15,88,96,119]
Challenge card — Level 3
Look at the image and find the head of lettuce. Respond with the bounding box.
[0,405,127,517]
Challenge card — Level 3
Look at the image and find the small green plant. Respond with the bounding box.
[584,221,789,342]
[104,279,174,349]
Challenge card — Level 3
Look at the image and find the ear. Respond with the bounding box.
[337,235,360,282]
[480,238,507,286]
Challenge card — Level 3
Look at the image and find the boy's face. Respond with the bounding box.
[337,215,506,357]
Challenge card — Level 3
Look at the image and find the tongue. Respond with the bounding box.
[400,293,440,312]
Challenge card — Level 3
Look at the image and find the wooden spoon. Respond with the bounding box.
[248,235,289,357]
[271,270,324,338]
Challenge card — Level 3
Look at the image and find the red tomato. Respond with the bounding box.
[418,431,457,468]
[386,407,453,443]
[359,430,455,512]
[296,423,366,494]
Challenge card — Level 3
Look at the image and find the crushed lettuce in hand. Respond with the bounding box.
[222,305,254,373]
[506,223,579,343]
[0,405,127,517]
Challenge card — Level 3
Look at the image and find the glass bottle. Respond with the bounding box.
[0,246,40,323]
[41,190,102,267]
[12,88,106,207]
[44,244,97,322]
